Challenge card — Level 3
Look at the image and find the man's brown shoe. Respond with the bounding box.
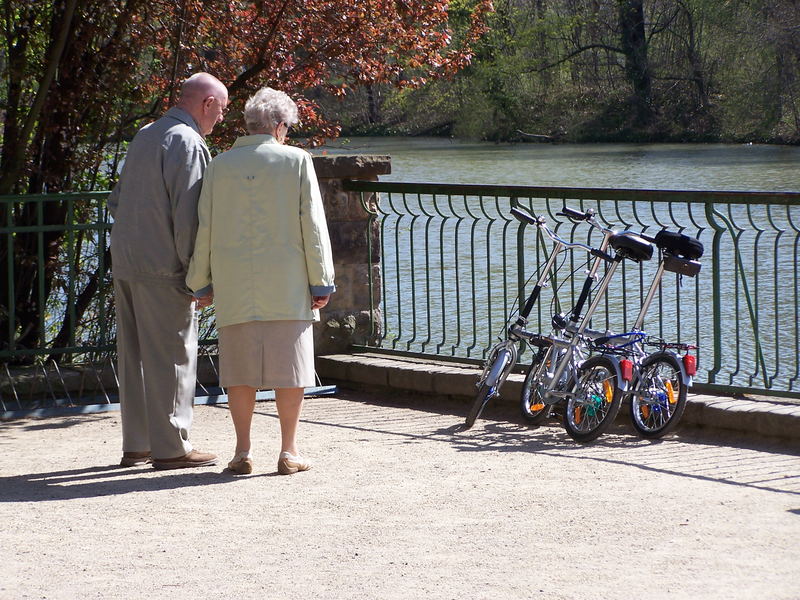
[152,450,217,470]
[120,451,152,467]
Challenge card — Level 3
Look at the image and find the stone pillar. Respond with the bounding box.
[312,154,391,355]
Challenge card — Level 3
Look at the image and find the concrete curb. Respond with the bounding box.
[317,352,800,441]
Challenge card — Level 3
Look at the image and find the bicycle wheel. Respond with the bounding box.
[520,346,555,425]
[630,353,687,438]
[465,382,494,429]
[465,344,515,428]
[563,355,623,442]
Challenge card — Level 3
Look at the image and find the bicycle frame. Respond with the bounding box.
[594,236,702,388]
[477,208,608,397]
[470,205,654,435]
[537,249,630,404]
[512,207,653,403]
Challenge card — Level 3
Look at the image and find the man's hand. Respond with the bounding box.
[311,295,330,310]
[196,292,214,308]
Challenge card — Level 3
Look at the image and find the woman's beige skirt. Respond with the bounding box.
[217,320,314,388]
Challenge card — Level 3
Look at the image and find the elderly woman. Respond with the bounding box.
[187,87,335,475]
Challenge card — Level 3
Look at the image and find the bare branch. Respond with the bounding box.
[522,44,624,73]
[229,0,293,93]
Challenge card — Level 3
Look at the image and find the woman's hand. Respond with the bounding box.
[311,295,330,310]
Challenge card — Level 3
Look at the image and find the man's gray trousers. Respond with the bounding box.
[114,279,197,459]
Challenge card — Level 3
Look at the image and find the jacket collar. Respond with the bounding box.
[164,107,204,138]
[232,134,279,149]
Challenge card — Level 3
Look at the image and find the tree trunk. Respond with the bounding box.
[366,84,380,125]
[0,0,78,195]
[681,1,709,109]
[618,0,652,122]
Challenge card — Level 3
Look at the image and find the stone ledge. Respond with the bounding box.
[313,154,391,179]
[316,352,800,442]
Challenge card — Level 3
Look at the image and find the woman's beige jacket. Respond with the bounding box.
[186,134,335,328]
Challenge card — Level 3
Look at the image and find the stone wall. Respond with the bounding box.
[312,154,391,355]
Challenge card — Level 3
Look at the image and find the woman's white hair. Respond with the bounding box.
[243,87,299,134]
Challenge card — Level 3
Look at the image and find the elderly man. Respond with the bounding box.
[109,73,227,469]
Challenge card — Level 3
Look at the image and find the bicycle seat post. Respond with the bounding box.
[569,216,616,326]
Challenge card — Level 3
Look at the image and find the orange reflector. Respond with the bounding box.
[531,402,545,411]
[666,380,676,405]
[574,406,583,424]
[641,405,650,419]
[603,380,613,403]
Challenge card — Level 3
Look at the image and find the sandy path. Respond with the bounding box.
[1,390,799,599]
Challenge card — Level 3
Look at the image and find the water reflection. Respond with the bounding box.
[318,138,800,192]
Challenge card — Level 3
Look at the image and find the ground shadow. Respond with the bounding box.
[323,389,800,497]
[0,463,270,503]
[1,414,115,431]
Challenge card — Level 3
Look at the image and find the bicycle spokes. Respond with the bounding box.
[631,355,688,438]
[581,379,610,419]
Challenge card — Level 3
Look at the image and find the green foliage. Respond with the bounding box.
[0,0,492,361]
[341,0,800,144]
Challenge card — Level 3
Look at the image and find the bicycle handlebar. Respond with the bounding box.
[511,206,608,257]
[556,206,593,221]
[510,206,540,225]
[557,205,618,238]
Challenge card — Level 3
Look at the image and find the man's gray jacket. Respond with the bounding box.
[108,107,211,290]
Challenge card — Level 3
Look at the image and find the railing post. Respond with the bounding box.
[705,202,769,389]
[312,155,391,355]
[706,202,723,385]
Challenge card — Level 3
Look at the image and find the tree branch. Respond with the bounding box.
[522,44,624,73]
[228,0,293,94]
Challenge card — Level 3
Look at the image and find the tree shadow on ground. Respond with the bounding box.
[330,389,800,497]
[0,463,270,503]
[1,414,116,431]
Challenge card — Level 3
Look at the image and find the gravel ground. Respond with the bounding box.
[1,390,799,600]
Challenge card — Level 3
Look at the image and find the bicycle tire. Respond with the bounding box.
[563,354,623,442]
[630,353,687,438]
[465,343,516,428]
[465,382,494,429]
[520,347,554,425]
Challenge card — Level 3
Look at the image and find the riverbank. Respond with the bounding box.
[337,125,800,146]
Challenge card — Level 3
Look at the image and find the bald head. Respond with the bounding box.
[176,73,229,136]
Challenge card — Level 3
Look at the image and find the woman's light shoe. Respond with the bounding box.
[227,451,253,475]
[277,451,311,475]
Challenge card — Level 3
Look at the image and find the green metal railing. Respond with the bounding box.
[0,191,221,365]
[345,181,800,399]
[0,191,114,361]
[2,185,799,401]
[0,191,225,411]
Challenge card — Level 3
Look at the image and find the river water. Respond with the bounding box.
[317,138,800,392]
[318,137,800,191]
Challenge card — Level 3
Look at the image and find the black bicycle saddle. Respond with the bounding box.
[654,230,704,260]
[609,232,654,262]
